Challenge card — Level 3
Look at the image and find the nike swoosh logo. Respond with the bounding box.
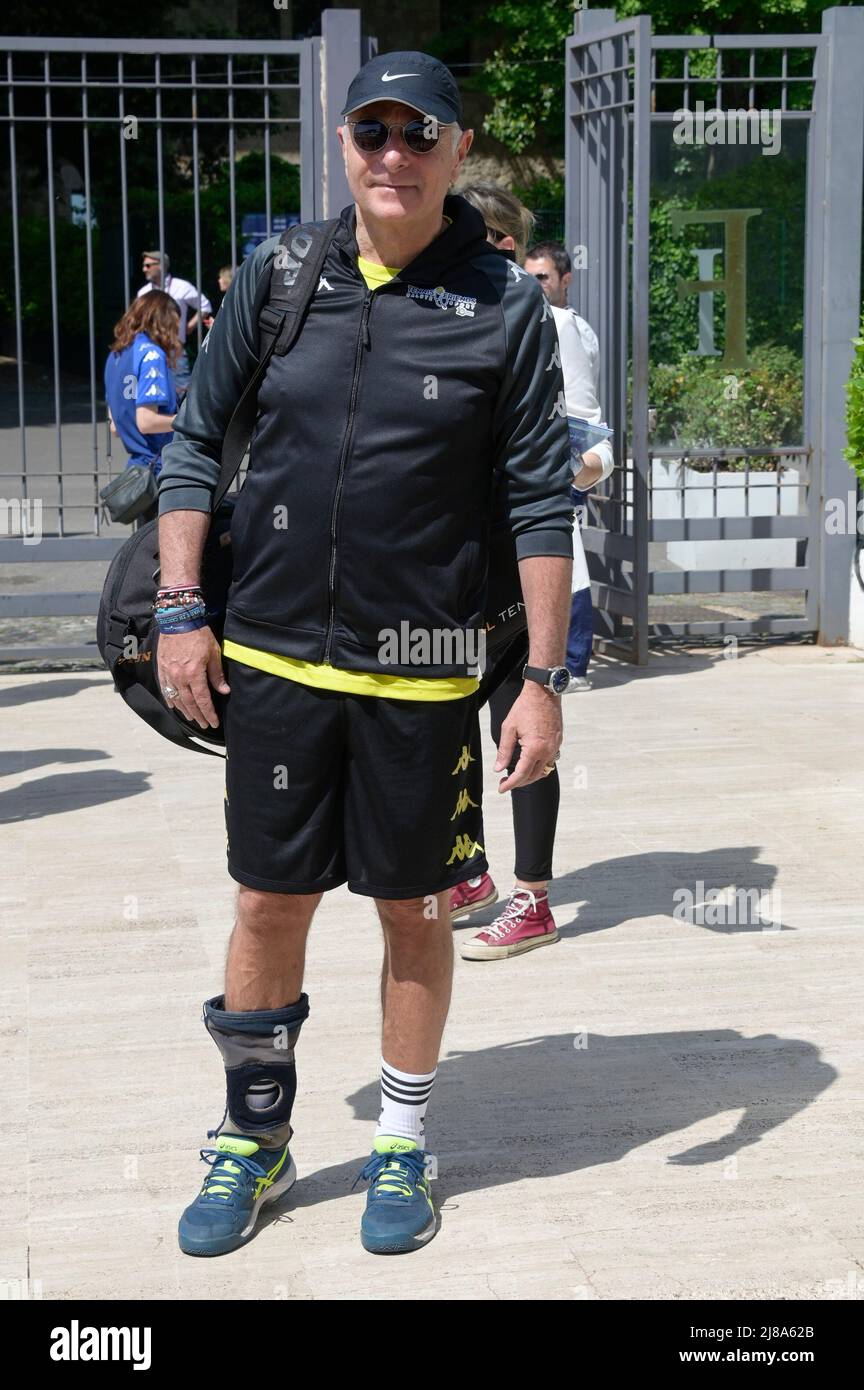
[381,70,420,81]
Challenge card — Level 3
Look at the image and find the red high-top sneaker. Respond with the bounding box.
[449,872,498,922]
[459,887,558,960]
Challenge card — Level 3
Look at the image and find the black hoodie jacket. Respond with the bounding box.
[157,194,574,678]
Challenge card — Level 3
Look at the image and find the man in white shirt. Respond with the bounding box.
[137,250,213,396]
[525,240,615,688]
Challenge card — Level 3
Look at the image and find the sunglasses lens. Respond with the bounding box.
[352,120,388,152]
[403,120,439,153]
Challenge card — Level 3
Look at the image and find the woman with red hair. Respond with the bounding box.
[104,291,181,519]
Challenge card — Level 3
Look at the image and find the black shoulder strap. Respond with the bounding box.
[123,681,227,757]
[213,217,341,511]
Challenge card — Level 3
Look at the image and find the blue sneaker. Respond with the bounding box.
[354,1137,436,1254]
[178,1133,296,1257]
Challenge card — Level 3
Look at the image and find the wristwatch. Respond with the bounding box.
[522,663,571,695]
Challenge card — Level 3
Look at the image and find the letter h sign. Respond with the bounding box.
[669,208,762,370]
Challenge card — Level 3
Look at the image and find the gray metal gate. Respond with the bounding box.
[566,6,864,660]
[0,10,374,661]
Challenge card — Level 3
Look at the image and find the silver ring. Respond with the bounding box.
[162,684,179,700]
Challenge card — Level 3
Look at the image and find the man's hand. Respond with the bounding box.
[156,627,230,729]
[494,682,563,792]
[572,449,604,490]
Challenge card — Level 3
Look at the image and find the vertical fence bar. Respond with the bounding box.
[7,53,27,484]
[228,55,237,271]
[191,56,203,354]
[631,16,651,662]
[118,55,130,309]
[263,55,272,236]
[299,37,316,223]
[81,54,99,532]
[155,54,166,276]
[816,6,864,642]
[320,8,360,217]
[44,53,64,531]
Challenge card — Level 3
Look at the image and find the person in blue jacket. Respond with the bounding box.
[104,291,180,521]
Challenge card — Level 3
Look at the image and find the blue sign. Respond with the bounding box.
[240,212,301,259]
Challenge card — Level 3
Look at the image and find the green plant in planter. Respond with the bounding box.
[649,344,803,471]
[845,310,864,486]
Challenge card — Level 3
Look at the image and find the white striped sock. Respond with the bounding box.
[375,1057,437,1146]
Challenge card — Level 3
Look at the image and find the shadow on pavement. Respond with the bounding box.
[550,848,789,935]
[0,678,110,708]
[0,748,110,777]
[283,1027,835,1208]
[0,768,150,822]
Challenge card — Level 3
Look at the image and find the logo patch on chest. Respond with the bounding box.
[406,283,476,317]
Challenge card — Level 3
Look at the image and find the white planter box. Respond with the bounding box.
[650,458,804,570]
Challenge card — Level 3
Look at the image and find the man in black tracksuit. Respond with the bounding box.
[157,50,574,1257]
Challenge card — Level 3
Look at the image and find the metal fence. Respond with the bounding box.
[0,10,373,660]
[566,6,864,658]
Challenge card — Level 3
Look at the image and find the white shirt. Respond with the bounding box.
[550,305,615,593]
[137,274,213,346]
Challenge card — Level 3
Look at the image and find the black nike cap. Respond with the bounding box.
[341,50,464,127]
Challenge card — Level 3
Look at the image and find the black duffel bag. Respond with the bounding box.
[97,499,236,755]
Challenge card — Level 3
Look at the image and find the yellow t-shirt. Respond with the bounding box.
[222,246,478,702]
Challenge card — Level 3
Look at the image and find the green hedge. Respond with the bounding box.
[649,345,804,469]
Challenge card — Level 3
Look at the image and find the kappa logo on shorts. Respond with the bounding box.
[446,833,484,865]
[450,788,479,820]
[450,745,475,775]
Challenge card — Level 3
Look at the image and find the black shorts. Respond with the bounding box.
[222,656,488,899]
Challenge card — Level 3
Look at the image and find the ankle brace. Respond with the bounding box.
[203,993,309,1149]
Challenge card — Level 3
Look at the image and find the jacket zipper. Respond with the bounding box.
[323,288,373,663]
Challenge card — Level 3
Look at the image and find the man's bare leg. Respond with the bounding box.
[376,890,453,1073]
[224,886,321,1011]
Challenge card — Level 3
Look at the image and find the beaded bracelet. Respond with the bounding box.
[155,586,203,606]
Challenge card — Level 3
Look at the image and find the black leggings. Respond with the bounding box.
[487,665,560,883]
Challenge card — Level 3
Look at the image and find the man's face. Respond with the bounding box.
[524,255,570,308]
[338,99,473,228]
[142,257,162,286]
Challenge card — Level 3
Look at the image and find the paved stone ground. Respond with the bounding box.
[2,642,863,1301]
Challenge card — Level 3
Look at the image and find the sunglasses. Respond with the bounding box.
[347,118,450,156]
[485,225,507,245]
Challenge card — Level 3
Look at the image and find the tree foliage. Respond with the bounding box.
[478,1,847,153]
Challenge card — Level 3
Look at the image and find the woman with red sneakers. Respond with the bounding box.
[451,184,614,961]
